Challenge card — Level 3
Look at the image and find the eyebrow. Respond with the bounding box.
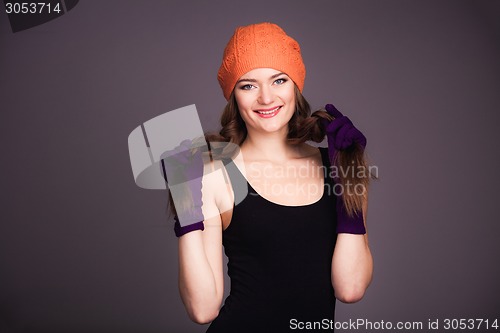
[236,72,287,85]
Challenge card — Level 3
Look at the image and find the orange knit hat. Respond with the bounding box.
[217,22,306,101]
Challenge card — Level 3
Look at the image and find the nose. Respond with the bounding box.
[257,85,274,105]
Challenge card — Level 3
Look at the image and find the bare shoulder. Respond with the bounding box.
[201,155,233,225]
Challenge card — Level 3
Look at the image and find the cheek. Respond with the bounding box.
[283,86,296,106]
[234,95,251,123]
[288,93,296,106]
[235,91,251,110]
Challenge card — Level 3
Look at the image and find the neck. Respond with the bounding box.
[240,130,299,163]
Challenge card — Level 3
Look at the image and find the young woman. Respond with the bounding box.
[171,22,373,332]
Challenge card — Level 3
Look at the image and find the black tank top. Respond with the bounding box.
[206,147,337,333]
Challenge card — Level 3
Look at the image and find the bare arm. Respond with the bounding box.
[177,160,226,324]
[331,195,373,303]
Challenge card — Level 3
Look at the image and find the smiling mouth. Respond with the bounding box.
[254,106,282,115]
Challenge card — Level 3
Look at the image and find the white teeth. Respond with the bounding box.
[257,106,280,115]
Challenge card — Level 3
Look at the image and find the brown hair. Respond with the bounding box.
[168,85,373,217]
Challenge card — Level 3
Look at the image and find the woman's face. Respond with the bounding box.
[233,67,295,136]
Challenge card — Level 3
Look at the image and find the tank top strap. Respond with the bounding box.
[318,147,330,167]
[221,157,250,207]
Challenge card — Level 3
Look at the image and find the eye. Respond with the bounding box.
[274,78,287,85]
[239,84,255,90]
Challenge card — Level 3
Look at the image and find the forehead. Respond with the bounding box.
[238,68,287,80]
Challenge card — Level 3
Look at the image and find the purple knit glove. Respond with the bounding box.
[323,104,366,235]
[162,139,205,237]
[335,197,366,234]
[323,103,367,165]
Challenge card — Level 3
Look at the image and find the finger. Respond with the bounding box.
[325,116,352,135]
[335,124,354,150]
[325,104,344,119]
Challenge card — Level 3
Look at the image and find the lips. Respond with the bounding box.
[254,106,282,118]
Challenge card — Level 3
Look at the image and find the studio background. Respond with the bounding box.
[1,1,499,332]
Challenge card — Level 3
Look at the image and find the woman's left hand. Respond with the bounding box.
[323,103,367,152]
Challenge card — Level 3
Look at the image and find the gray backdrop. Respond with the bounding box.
[1,1,499,332]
